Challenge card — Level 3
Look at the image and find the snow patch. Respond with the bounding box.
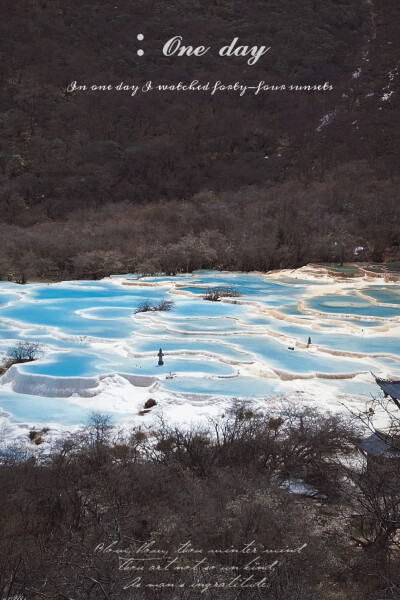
[1,364,157,398]
[316,111,336,132]
[382,91,394,102]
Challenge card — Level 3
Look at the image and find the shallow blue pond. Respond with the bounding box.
[0,270,398,426]
[306,294,400,318]
[224,334,370,375]
[163,375,286,398]
[19,350,236,378]
[362,286,400,305]
[0,391,122,425]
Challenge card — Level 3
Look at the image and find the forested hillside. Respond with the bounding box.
[0,0,399,280]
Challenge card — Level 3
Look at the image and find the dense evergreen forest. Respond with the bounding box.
[0,0,399,280]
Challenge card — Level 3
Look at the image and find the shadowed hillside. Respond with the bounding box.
[0,0,399,280]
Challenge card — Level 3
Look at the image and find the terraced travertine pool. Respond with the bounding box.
[0,265,399,430]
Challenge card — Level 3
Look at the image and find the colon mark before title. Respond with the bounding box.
[162,36,270,65]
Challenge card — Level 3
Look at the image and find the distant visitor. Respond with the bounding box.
[158,348,164,366]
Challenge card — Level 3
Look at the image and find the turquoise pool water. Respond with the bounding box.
[0,269,398,425]
[305,293,400,319]
[163,375,287,398]
[362,286,400,305]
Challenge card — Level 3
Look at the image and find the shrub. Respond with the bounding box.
[28,429,48,445]
[203,286,241,301]
[134,299,174,313]
[7,341,43,363]
[156,299,174,311]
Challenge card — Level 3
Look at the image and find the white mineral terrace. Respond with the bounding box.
[0,265,399,443]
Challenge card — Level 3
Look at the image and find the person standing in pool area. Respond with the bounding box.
[158,348,164,366]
